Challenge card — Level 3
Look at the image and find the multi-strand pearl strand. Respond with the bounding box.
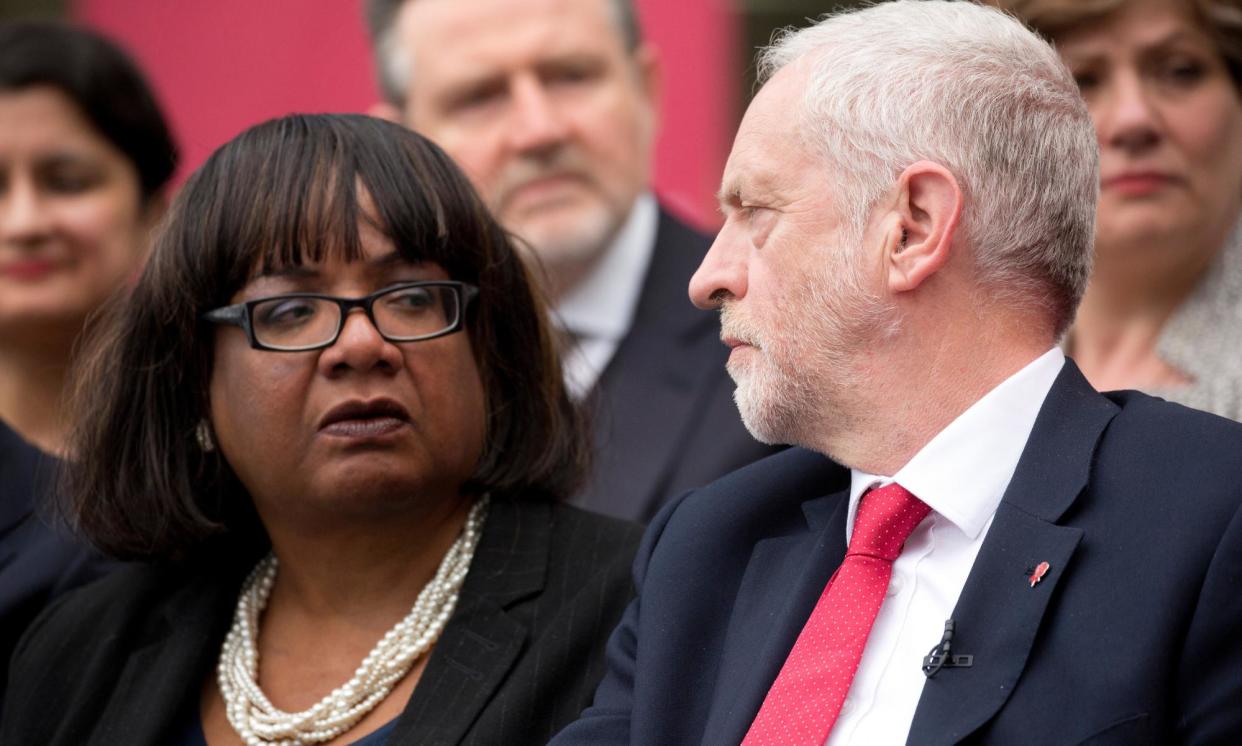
[217,496,490,746]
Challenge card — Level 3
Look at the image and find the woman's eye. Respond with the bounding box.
[1072,71,1099,93]
[386,287,436,311]
[258,299,318,326]
[1160,58,1205,86]
[41,168,97,194]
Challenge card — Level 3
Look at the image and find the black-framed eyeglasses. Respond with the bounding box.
[203,281,479,352]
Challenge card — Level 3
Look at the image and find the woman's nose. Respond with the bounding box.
[1096,71,1162,153]
[0,179,53,246]
[317,309,404,375]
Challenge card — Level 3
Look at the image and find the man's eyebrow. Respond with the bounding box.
[439,73,507,107]
[717,168,780,208]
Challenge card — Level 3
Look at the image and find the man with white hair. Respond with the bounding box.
[552,2,1242,743]
[363,0,777,523]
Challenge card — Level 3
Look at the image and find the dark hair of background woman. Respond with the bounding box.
[0,19,178,200]
[62,114,589,562]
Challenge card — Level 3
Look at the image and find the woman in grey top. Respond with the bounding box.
[993,0,1242,421]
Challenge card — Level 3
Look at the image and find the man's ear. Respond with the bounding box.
[368,101,404,124]
[884,160,962,294]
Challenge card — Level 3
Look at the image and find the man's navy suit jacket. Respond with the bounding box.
[572,209,779,524]
[552,362,1242,745]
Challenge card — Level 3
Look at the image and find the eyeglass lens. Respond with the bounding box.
[251,285,461,349]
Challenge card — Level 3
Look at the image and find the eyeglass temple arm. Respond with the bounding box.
[203,303,248,325]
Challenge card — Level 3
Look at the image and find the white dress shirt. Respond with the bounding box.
[554,192,659,399]
[825,347,1066,746]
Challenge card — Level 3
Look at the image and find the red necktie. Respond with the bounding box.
[742,483,931,745]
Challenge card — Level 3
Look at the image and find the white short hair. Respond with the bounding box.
[365,0,643,108]
[759,0,1098,335]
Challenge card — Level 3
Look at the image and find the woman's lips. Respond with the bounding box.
[0,258,59,281]
[1102,172,1176,197]
[317,398,412,440]
[320,416,409,438]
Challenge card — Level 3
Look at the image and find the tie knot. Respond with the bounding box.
[848,482,931,561]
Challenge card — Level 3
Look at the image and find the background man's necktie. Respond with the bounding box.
[742,482,931,745]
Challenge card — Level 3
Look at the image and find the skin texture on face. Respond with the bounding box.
[388,0,659,291]
[689,64,896,451]
[0,86,153,342]
[1058,0,1242,276]
[208,223,487,536]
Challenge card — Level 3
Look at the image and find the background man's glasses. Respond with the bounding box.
[204,281,479,352]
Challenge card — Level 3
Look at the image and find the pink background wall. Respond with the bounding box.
[73,0,739,229]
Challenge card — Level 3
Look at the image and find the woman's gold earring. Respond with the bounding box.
[195,419,217,452]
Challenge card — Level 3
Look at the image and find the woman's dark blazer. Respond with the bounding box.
[1,499,641,746]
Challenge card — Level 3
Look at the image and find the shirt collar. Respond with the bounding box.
[554,192,658,343]
[846,347,1065,543]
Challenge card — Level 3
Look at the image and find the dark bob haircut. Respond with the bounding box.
[63,114,588,561]
[0,20,177,200]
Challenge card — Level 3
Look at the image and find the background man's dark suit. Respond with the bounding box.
[0,420,112,714]
[573,209,780,524]
[553,362,1242,745]
[3,501,641,746]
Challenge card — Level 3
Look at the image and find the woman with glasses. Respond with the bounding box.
[2,114,640,745]
[0,20,176,703]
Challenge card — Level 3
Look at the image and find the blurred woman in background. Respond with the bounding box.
[0,19,176,698]
[2,114,638,745]
[992,0,1242,420]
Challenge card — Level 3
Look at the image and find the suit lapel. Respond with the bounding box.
[703,491,850,746]
[576,211,719,519]
[907,361,1119,745]
[389,500,546,745]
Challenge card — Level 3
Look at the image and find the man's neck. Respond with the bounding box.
[819,315,1055,476]
[543,257,598,304]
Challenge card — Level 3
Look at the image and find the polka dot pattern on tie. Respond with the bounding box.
[742,483,931,745]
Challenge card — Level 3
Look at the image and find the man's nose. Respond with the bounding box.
[506,75,571,153]
[689,223,749,310]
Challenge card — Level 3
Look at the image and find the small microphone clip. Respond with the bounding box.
[922,619,974,678]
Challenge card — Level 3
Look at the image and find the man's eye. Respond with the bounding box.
[447,83,507,113]
[547,66,596,86]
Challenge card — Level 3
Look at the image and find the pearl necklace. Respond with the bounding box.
[217,496,489,746]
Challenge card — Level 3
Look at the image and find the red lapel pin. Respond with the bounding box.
[1028,561,1051,588]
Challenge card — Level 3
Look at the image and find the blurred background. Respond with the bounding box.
[0,0,856,229]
